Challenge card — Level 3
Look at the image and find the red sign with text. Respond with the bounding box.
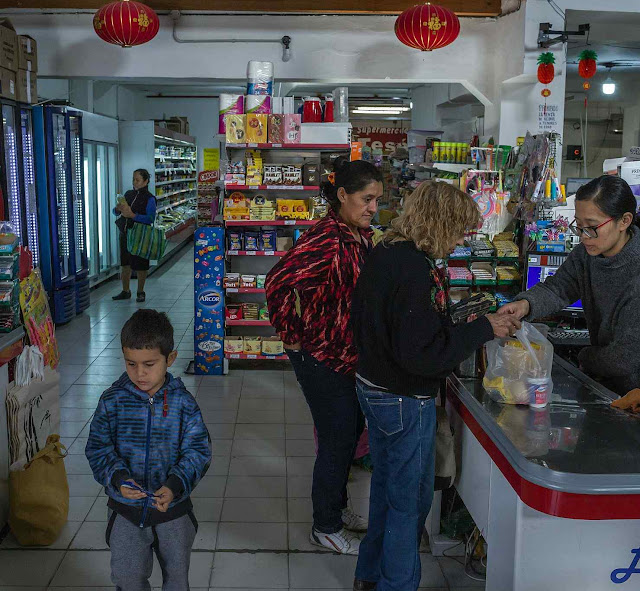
[352,126,408,152]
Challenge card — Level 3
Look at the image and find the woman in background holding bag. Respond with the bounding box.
[351,181,520,591]
[113,169,156,303]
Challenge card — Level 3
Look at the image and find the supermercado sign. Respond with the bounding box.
[352,125,408,152]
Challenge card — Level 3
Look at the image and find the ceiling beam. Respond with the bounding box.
[11,0,502,17]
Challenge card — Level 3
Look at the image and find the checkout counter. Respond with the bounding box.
[446,355,640,590]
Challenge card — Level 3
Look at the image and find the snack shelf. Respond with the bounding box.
[157,197,196,214]
[163,215,196,238]
[157,188,196,200]
[225,185,320,191]
[155,155,197,162]
[227,251,287,257]
[156,178,197,187]
[226,143,351,151]
[226,320,272,327]
[225,220,317,227]
[154,134,196,147]
[225,353,287,360]
[448,256,520,263]
[225,288,266,294]
[155,167,195,174]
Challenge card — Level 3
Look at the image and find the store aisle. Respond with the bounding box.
[0,248,483,591]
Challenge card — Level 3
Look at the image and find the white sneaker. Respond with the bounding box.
[310,527,361,555]
[342,507,368,533]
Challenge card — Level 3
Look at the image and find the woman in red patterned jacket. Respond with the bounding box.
[266,160,383,555]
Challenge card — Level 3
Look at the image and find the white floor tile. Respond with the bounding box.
[210,553,288,589]
[191,498,223,522]
[288,498,313,522]
[192,476,227,498]
[221,498,287,522]
[438,556,485,588]
[0,550,65,586]
[229,456,286,477]
[224,476,286,498]
[66,474,102,496]
[286,439,317,456]
[85,497,109,522]
[67,496,96,521]
[231,439,286,457]
[192,522,219,550]
[234,424,285,440]
[287,456,315,476]
[216,522,287,550]
[289,554,358,589]
[70,521,108,549]
[286,424,314,440]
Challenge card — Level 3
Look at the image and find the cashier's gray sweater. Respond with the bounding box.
[516,226,640,395]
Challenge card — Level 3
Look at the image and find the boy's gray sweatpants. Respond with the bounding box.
[106,511,198,591]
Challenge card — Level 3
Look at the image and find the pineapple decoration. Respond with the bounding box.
[578,50,598,90]
[537,52,556,113]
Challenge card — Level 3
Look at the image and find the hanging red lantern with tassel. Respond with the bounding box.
[93,0,159,48]
[578,50,598,90]
[395,3,461,52]
[537,52,555,114]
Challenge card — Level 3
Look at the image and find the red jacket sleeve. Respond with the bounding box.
[265,230,338,344]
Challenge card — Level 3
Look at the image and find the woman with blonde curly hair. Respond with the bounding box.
[350,181,520,591]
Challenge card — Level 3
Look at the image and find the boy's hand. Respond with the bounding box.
[154,486,174,512]
[120,480,146,501]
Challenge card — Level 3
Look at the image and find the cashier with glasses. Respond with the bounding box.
[499,175,640,396]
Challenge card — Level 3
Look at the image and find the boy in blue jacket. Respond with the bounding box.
[86,309,211,591]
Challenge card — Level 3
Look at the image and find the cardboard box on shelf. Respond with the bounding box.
[18,35,37,72]
[16,69,36,104]
[0,19,18,72]
[0,67,16,100]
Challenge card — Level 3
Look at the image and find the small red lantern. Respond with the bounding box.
[541,88,551,98]
[395,3,461,52]
[578,50,598,80]
[93,0,159,48]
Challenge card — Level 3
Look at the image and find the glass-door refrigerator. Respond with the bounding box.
[0,101,39,266]
[33,106,82,324]
[69,112,90,313]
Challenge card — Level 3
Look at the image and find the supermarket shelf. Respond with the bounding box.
[0,327,24,351]
[225,288,266,294]
[155,168,195,174]
[225,320,272,327]
[157,188,196,200]
[155,155,197,162]
[226,143,351,151]
[224,185,320,191]
[228,251,287,257]
[448,256,519,263]
[225,220,318,227]
[429,163,470,173]
[156,177,197,187]
[157,197,197,213]
[164,216,196,239]
[225,353,287,360]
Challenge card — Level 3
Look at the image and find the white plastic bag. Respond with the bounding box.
[483,321,554,405]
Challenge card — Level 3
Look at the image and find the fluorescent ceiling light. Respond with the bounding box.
[602,76,616,95]
[352,106,411,112]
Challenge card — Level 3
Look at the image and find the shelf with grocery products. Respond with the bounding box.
[157,197,197,214]
[155,155,197,162]
[156,177,197,187]
[226,143,351,151]
[226,320,272,327]
[225,220,317,227]
[225,288,266,294]
[228,250,287,257]
[154,134,195,147]
[157,188,196,200]
[224,184,320,191]
[155,167,196,174]
[162,215,196,239]
[225,353,286,361]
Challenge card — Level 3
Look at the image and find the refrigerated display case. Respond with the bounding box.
[0,100,39,266]
[33,106,90,324]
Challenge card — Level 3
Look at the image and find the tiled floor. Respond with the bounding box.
[0,248,484,590]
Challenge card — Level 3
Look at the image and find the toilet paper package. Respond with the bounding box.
[247,60,274,96]
[219,94,244,134]
[246,95,272,115]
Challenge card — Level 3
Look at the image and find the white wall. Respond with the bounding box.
[134,96,219,171]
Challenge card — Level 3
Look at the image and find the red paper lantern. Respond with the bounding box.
[93,0,159,48]
[578,50,598,80]
[537,53,556,85]
[395,3,461,52]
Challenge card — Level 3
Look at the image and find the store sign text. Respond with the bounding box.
[611,548,640,584]
[538,104,559,132]
[352,126,408,152]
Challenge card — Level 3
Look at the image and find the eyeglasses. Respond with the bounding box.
[568,218,613,239]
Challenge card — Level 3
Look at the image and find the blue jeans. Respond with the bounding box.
[355,379,437,591]
[287,350,365,534]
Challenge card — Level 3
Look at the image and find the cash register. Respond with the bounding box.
[525,252,591,348]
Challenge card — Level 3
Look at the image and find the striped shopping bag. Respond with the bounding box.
[127,222,167,261]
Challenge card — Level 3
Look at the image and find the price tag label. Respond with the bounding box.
[266,186,280,191]
[227,288,238,293]
[248,143,258,148]
[272,143,282,148]
[264,251,275,256]
[230,354,240,359]
[290,186,303,191]
[247,355,258,360]
[285,220,295,225]
[246,251,256,256]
